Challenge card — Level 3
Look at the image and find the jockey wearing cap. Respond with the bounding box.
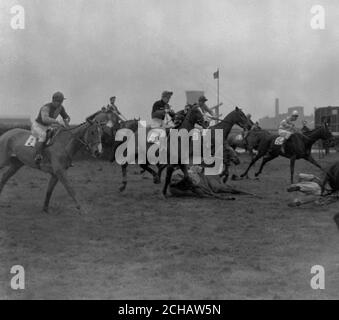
[105,96,125,130]
[151,91,176,128]
[278,110,299,152]
[31,91,70,164]
[301,120,310,133]
[196,96,214,118]
[189,96,214,130]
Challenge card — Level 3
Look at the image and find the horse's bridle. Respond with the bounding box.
[65,121,102,154]
[78,123,102,153]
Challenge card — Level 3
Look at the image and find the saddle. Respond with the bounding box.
[24,127,61,148]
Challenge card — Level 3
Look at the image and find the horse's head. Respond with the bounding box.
[186,105,209,128]
[223,142,240,166]
[229,107,252,130]
[84,116,103,158]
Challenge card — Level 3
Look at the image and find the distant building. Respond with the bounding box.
[315,106,339,135]
[258,98,314,130]
[0,117,31,127]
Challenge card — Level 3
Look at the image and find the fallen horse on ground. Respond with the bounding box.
[169,166,262,199]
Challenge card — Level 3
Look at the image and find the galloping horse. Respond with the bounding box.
[157,107,252,180]
[240,123,333,183]
[117,105,207,192]
[0,112,104,213]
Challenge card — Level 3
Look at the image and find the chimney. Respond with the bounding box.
[275,98,279,117]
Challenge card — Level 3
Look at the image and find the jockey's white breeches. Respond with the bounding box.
[278,129,292,140]
[31,121,48,142]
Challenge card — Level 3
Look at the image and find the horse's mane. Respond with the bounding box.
[62,121,88,132]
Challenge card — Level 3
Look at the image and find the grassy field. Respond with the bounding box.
[0,151,339,299]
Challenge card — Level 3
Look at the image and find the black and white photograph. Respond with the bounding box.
[1,0,339,304]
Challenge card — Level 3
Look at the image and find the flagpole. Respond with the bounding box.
[217,68,219,112]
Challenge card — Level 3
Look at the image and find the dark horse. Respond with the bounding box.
[118,105,207,192]
[240,123,333,183]
[162,107,252,195]
[157,107,252,179]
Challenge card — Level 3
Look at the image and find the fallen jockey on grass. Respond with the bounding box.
[169,165,260,199]
[287,173,338,207]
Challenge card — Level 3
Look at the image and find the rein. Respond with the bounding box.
[64,121,101,154]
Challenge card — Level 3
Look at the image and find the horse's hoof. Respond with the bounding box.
[119,184,126,192]
[42,207,48,214]
[161,193,168,200]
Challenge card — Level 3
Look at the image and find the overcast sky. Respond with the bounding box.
[1,0,339,123]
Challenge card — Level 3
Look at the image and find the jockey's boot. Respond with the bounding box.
[280,144,285,154]
[34,141,45,165]
[280,138,286,154]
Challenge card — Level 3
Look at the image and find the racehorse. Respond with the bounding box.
[0,112,104,213]
[240,123,333,183]
[118,105,207,192]
[157,107,252,181]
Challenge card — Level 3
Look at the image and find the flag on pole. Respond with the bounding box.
[213,70,219,79]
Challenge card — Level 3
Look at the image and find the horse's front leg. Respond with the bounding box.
[157,164,167,182]
[43,174,58,213]
[306,155,323,171]
[119,163,128,192]
[240,152,263,178]
[55,169,83,214]
[255,153,277,178]
[290,156,296,184]
[222,164,230,183]
[140,163,160,184]
[163,165,175,196]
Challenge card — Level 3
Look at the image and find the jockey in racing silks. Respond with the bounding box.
[31,91,70,164]
[278,110,299,152]
[151,91,176,128]
[196,96,214,125]
[105,96,126,131]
